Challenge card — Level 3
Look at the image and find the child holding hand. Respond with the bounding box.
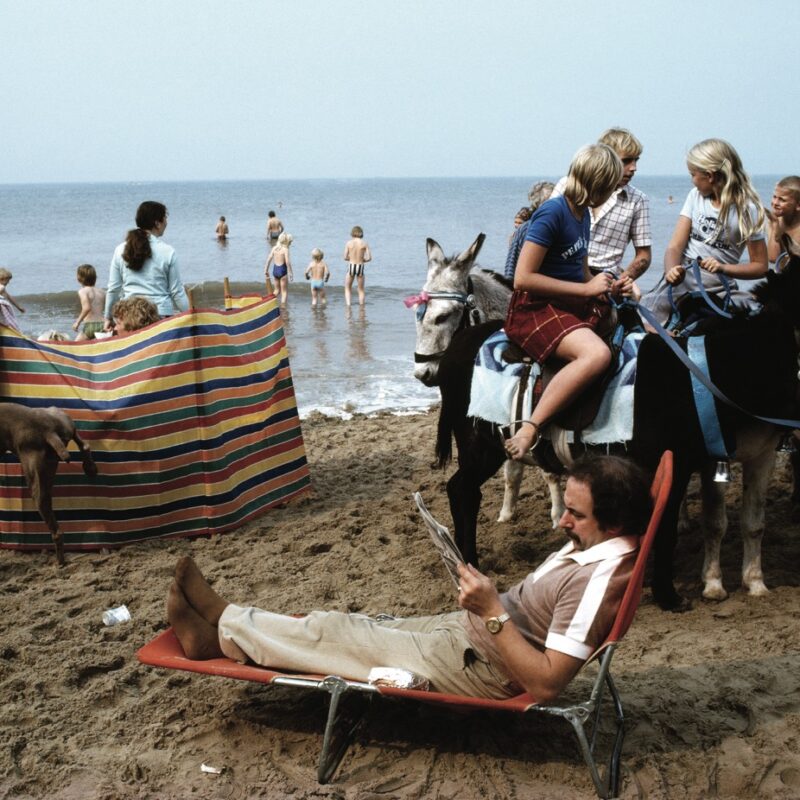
[0,268,25,331]
[305,248,330,307]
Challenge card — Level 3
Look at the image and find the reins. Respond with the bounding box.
[406,277,482,363]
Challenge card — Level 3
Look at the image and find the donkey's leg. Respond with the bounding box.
[740,445,777,597]
[497,460,524,523]
[700,466,728,601]
[652,460,693,611]
[543,471,565,529]
[448,441,506,568]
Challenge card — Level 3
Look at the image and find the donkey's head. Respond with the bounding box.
[409,234,485,386]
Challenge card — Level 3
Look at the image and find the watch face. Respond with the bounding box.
[486,617,502,634]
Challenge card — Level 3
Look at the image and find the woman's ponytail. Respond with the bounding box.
[122,201,167,271]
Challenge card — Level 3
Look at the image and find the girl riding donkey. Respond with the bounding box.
[646,138,767,325]
[504,144,634,460]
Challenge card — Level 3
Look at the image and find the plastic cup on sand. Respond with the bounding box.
[102,605,131,626]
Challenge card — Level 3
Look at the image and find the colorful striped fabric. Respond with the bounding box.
[0,296,311,552]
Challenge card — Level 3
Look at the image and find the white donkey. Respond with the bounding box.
[409,233,564,528]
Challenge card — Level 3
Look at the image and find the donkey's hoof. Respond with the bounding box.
[653,584,692,612]
[745,580,769,597]
[702,581,728,601]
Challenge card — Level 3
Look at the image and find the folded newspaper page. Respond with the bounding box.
[413,492,464,589]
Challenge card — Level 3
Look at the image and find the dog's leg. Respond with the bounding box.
[20,450,64,566]
[72,431,98,478]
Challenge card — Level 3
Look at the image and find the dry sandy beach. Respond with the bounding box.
[1,410,799,799]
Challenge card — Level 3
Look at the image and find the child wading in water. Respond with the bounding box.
[305,248,330,306]
[265,232,294,306]
[645,138,766,323]
[343,225,372,306]
[0,268,25,331]
[767,176,800,268]
[504,144,632,460]
[72,264,107,340]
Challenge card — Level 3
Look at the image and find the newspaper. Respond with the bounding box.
[413,492,464,589]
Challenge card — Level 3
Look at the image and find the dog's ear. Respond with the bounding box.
[45,432,70,462]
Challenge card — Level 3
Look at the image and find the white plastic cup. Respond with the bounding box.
[102,605,131,626]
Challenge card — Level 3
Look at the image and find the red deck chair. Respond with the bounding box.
[138,451,673,797]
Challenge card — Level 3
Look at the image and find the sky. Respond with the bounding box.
[1,0,797,183]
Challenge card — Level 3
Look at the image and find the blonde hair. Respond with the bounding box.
[777,175,800,204]
[686,138,765,244]
[277,232,293,247]
[311,248,324,260]
[598,127,643,158]
[112,296,159,332]
[0,268,12,282]
[564,144,623,208]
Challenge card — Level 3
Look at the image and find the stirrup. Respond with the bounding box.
[500,419,540,457]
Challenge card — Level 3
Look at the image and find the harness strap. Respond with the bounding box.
[687,336,729,459]
[666,259,733,323]
[636,302,800,430]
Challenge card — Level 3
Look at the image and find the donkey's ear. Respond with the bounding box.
[456,233,486,266]
[427,238,446,264]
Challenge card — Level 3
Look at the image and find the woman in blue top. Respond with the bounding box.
[104,201,189,328]
[504,145,631,460]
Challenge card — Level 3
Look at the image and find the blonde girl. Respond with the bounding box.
[265,232,294,306]
[504,144,632,460]
[651,138,767,322]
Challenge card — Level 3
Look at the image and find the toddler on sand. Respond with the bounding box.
[72,264,106,340]
[0,268,25,331]
[305,248,330,306]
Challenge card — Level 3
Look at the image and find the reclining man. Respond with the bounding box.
[168,455,651,703]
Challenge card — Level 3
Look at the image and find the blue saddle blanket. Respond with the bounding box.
[467,330,644,444]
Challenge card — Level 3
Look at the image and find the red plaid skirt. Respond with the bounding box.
[505,290,607,362]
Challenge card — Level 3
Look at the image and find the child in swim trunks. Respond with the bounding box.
[265,232,293,306]
[0,267,25,331]
[72,264,106,340]
[305,248,330,307]
[504,144,632,460]
[343,225,372,306]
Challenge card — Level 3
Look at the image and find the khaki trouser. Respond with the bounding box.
[218,605,517,699]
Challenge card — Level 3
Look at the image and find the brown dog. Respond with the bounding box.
[0,403,98,564]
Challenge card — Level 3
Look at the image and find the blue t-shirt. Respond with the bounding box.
[525,195,589,282]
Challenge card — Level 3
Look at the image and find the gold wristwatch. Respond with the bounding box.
[485,612,510,635]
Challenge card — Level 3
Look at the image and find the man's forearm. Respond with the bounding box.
[622,249,651,280]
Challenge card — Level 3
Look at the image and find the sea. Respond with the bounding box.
[0,176,780,418]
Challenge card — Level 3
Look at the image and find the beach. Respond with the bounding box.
[1,410,799,800]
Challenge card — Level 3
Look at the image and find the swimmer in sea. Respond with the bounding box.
[265,232,293,306]
[305,248,330,307]
[266,210,284,242]
[215,216,229,240]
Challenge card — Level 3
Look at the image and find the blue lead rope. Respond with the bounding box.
[635,302,800,431]
[687,336,729,459]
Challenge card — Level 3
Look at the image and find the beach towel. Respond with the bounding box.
[0,296,311,551]
[467,330,539,426]
[468,329,644,444]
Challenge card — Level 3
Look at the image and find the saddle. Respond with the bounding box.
[501,304,639,434]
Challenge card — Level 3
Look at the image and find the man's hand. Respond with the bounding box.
[457,562,505,618]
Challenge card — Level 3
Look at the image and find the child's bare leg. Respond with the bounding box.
[167,580,224,660]
[505,328,611,460]
[311,287,317,307]
[344,273,353,306]
[357,274,366,305]
[321,289,327,306]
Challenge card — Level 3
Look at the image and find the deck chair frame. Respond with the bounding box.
[138,451,673,797]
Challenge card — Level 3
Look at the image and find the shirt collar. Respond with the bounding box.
[556,535,639,565]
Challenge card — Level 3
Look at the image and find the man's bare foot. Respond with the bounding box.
[504,421,539,461]
[167,581,224,660]
[174,556,228,626]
